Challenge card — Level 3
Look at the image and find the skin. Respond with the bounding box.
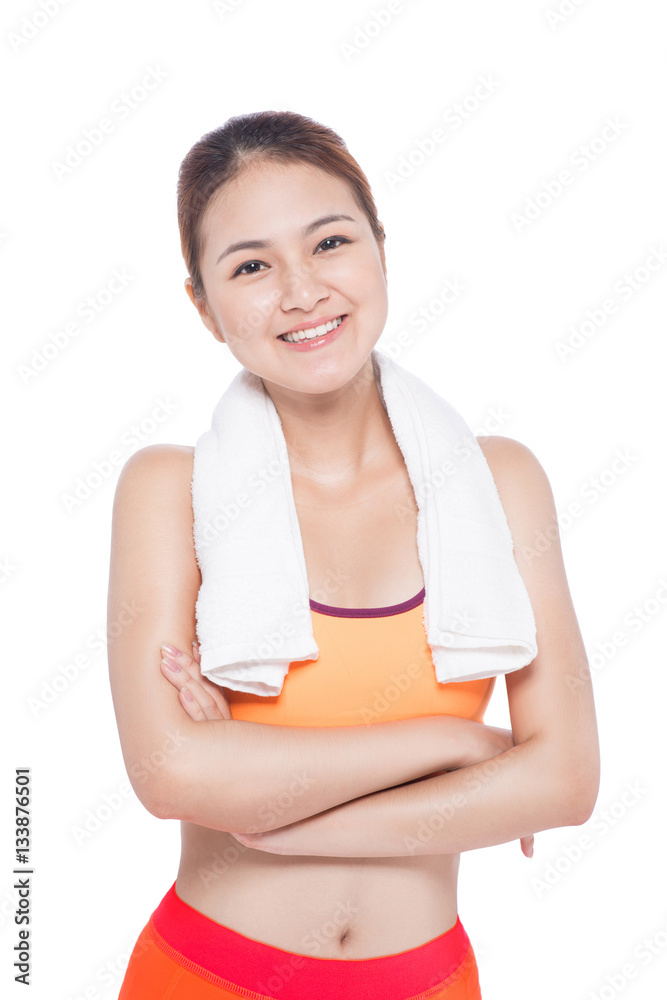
[185,158,392,485]
[162,640,534,860]
[109,156,599,958]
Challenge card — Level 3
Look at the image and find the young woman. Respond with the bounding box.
[109,110,600,999]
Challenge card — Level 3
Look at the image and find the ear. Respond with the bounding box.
[184,277,226,344]
[376,221,388,282]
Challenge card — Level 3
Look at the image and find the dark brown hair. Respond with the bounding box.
[177,110,386,301]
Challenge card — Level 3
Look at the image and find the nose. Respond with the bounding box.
[278,257,329,314]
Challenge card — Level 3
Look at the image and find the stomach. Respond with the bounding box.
[175,823,460,959]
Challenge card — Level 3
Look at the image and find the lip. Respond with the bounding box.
[278,314,348,352]
[278,313,347,337]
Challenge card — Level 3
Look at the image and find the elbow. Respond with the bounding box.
[122,724,197,820]
[138,765,208,822]
[148,765,187,820]
[134,749,251,830]
[124,724,266,831]
[140,757,201,822]
[127,763,181,820]
[531,732,600,828]
[567,780,600,827]
[562,763,601,827]
[125,739,196,820]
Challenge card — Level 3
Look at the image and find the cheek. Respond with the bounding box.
[356,262,389,314]
[223,291,274,342]
[333,256,387,301]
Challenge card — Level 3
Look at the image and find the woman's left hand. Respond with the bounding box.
[160,640,233,721]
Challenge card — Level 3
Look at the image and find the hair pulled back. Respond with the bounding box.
[177,110,386,301]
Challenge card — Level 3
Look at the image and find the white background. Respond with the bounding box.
[2,0,666,998]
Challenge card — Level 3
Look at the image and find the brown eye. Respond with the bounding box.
[233,260,266,277]
[317,237,349,252]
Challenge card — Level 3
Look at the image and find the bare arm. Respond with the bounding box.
[228,437,601,857]
[107,445,504,834]
[230,734,579,858]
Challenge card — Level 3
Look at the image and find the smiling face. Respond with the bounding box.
[185,157,388,396]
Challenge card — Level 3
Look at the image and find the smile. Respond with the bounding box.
[279,315,346,343]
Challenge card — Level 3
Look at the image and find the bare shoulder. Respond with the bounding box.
[117,442,195,480]
[475,435,558,558]
[114,443,195,505]
[476,434,554,508]
[111,443,199,578]
[476,434,547,484]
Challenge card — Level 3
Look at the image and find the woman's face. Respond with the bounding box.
[187,158,388,396]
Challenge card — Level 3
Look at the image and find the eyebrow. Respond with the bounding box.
[215,214,358,266]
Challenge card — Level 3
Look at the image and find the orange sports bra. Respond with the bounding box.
[225,586,495,728]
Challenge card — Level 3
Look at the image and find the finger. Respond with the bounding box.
[177,680,204,721]
[179,679,226,721]
[182,660,233,719]
[232,830,279,853]
[161,644,233,719]
[158,656,214,703]
[161,643,199,678]
[520,835,534,858]
[231,831,257,847]
[164,644,210,688]
[160,656,189,690]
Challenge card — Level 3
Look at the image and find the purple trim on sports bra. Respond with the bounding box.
[309,585,426,619]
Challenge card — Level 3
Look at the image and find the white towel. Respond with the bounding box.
[191,348,537,695]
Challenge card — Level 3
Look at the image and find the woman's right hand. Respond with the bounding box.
[160,641,233,720]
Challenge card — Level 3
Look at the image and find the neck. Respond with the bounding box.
[260,355,394,488]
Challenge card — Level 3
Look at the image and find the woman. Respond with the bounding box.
[109,110,600,999]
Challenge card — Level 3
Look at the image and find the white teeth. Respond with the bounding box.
[281,316,344,343]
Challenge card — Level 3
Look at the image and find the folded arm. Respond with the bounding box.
[226,438,601,857]
[231,731,589,858]
[107,445,505,835]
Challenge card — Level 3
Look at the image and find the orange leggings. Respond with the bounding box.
[118,882,482,999]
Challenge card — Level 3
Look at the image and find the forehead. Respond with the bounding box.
[201,159,358,247]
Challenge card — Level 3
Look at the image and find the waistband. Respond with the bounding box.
[151,882,472,999]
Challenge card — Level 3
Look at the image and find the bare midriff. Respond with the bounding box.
[175,823,461,959]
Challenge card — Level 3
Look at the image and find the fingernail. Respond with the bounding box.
[181,687,194,701]
[161,643,181,656]
[161,657,180,673]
